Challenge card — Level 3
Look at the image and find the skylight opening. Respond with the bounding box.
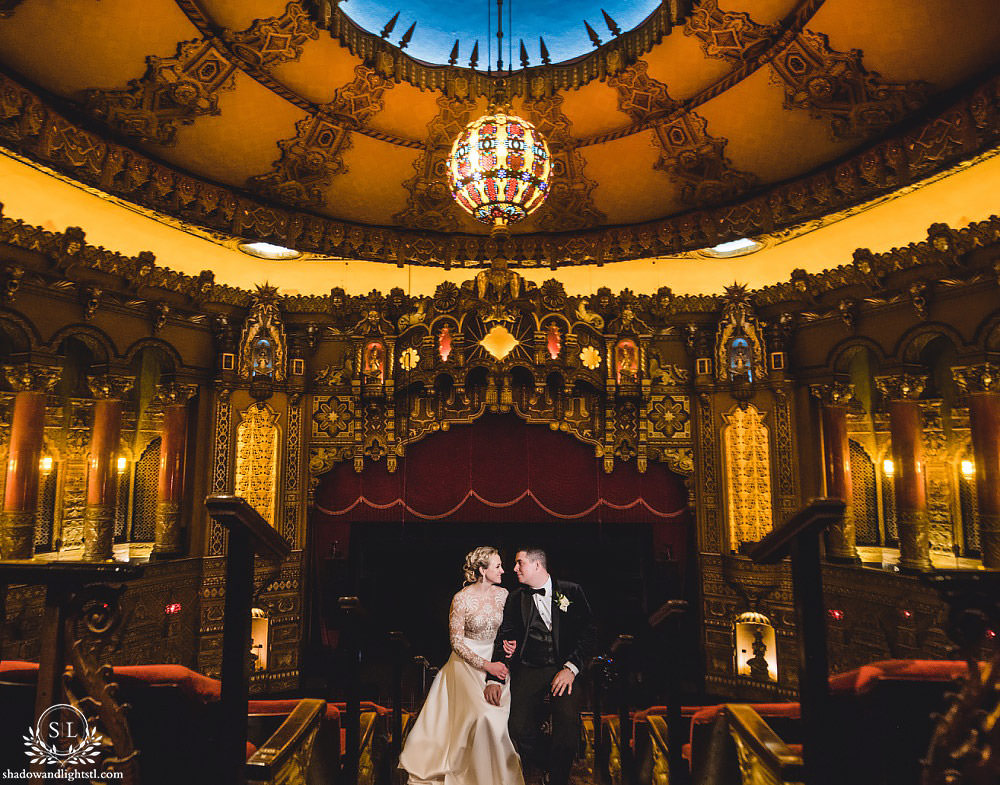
[702,238,764,258]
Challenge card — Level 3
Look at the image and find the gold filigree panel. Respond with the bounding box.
[606,61,678,123]
[84,39,239,147]
[769,29,929,142]
[220,1,319,69]
[247,65,393,208]
[235,404,281,526]
[683,0,780,62]
[723,404,773,551]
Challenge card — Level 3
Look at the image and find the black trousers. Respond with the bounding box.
[508,664,582,785]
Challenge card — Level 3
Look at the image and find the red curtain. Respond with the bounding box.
[312,413,689,561]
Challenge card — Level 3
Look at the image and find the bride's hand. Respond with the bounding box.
[484,661,509,680]
[502,639,517,656]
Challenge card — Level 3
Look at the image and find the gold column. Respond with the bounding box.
[152,382,198,559]
[875,373,932,572]
[810,381,859,562]
[82,374,133,561]
[953,363,1000,567]
[0,364,61,558]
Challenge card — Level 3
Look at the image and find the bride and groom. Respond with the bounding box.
[399,546,596,785]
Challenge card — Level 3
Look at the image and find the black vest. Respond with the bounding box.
[521,602,557,666]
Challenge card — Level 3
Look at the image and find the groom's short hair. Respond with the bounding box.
[520,546,547,570]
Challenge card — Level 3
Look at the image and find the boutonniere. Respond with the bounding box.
[554,591,571,612]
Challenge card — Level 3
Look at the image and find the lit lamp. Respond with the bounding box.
[448,110,551,236]
[39,455,53,476]
[734,611,778,682]
[116,455,128,474]
[882,458,896,477]
[250,607,269,671]
[960,459,975,478]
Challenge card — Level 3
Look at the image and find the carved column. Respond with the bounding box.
[953,363,1000,567]
[810,381,859,562]
[875,373,932,572]
[152,382,198,559]
[82,375,133,561]
[0,364,61,558]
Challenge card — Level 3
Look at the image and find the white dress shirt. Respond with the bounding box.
[531,577,578,675]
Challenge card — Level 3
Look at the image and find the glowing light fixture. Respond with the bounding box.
[882,458,895,477]
[238,241,302,260]
[960,459,975,477]
[116,455,127,474]
[479,325,519,360]
[448,111,551,235]
[703,238,764,258]
[39,455,53,475]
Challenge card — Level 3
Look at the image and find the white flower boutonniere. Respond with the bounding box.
[555,592,571,612]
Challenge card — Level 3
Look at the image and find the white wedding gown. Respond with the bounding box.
[399,585,525,785]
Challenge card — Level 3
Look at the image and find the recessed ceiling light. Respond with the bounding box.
[703,238,764,257]
[238,241,302,260]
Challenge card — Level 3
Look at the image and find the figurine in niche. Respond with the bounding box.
[747,627,770,682]
[438,324,453,361]
[546,323,561,360]
[364,342,385,383]
[727,335,753,382]
[616,340,638,384]
[251,337,274,377]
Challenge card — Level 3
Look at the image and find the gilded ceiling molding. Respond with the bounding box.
[219,1,319,69]
[683,0,780,62]
[246,64,393,208]
[606,60,679,123]
[83,39,239,146]
[769,29,929,141]
[652,113,757,205]
[2,70,998,268]
[394,94,476,231]
[521,94,605,231]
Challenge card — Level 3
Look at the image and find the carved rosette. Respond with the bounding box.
[220,1,319,69]
[683,0,779,62]
[606,60,679,122]
[875,373,927,401]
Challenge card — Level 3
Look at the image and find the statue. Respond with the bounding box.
[747,628,770,682]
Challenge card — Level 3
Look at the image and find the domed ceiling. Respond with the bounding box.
[0,0,998,268]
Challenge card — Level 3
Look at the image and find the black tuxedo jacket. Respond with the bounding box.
[487,579,597,683]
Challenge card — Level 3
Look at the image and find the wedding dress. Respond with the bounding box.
[399,585,525,785]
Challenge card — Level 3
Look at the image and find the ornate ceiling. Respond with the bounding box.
[0,0,998,268]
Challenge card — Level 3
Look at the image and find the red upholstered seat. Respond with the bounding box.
[246,741,257,760]
[113,664,222,702]
[828,659,969,694]
[0,660,40,681]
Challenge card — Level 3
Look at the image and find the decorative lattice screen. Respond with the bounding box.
[130,438,160,542]
[723,404,773,551]
[34,469,57,552]
[883,477,899,546]
[850,440,879,546]
[959,469,980,556]
[114,472,130,542]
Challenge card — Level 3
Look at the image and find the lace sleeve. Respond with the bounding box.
[449,590,487,670]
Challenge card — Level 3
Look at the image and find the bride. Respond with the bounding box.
[399,546,525,785]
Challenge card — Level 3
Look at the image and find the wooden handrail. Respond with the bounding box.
[203,494,291,561]
[749,498,846,564]
[246,698,326,782]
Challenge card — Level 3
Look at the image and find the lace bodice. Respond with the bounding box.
[449,585,507,670]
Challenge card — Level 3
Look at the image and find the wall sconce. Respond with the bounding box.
[734,611,778,683]
[960,459,975,478]
[39,455,53,476]
[882,458,895,477]
[250,607,269,671]
[116,455,128,474]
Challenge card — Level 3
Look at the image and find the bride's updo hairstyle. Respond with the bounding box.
[463,546,500,585]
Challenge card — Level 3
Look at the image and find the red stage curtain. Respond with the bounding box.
[313,413,689,560]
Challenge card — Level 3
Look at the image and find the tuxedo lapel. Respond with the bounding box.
[550,579,561,656]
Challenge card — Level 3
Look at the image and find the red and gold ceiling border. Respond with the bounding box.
[0,66,997,268]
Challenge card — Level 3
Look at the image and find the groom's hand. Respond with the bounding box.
[484,684,503,706]
[550,668,576,696]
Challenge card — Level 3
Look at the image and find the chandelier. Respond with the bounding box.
[447,110,551,234]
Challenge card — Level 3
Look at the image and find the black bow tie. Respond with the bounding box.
[528,587,547,596]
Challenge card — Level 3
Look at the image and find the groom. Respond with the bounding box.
[484,547,597,785]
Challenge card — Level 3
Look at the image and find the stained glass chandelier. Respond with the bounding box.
[445,0,551,235]
[447,111,551,234]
